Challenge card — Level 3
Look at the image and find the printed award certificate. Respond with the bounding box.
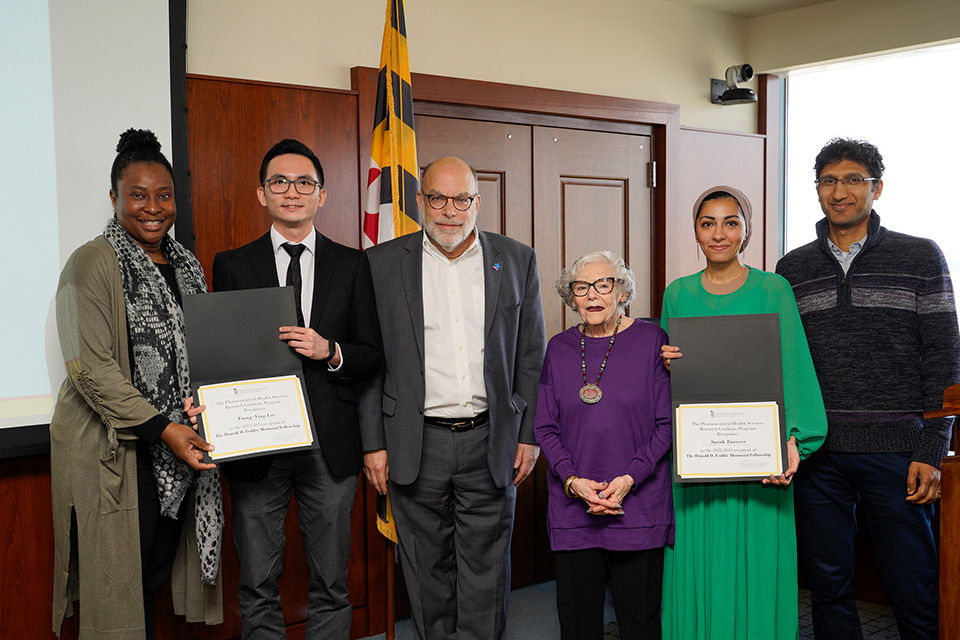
[674,401,782,480]
[668,314,787,482]
[183,287,319,463]
[197,375,314,462]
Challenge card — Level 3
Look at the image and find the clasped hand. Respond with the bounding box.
[569,474,634,516]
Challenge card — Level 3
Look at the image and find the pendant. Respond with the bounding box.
[579,384,602,404]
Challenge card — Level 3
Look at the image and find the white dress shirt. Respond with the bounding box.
[270,226,341,371]
[270,225,316,327]
[422,231,488,418]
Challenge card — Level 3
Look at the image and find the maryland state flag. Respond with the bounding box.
[365,0,418,544]
[362,0,419,249]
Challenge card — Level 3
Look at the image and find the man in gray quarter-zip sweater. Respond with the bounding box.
[777,137,960,640]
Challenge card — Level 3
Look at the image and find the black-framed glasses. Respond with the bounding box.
[570,277,621,297]
[265,177,322,195]
[815,176,878,190]
[425,193,478,211]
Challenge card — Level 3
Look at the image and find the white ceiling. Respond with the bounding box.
[665,0,832,19]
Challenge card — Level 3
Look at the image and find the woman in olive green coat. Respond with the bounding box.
[51,129,222,639]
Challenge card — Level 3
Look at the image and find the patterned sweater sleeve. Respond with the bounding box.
[914,240,960,466]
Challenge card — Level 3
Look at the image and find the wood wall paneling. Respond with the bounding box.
[0,457,63,639]
[941,456,958,638]
[187,77,360,282]
[654,111,681,314]
[392,69,678,126]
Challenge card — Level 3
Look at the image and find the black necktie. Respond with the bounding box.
[282,243,306,327]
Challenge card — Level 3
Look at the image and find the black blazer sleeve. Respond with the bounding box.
[328,252,381,385]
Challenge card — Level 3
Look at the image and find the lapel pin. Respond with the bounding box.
[492,262,501,271]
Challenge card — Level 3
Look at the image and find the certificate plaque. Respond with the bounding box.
[675,401,782,479]
[668,313,787,482]
[197,375,314,462]
[183,287,319,463]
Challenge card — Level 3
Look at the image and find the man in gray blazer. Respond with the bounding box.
[360,156,546,640]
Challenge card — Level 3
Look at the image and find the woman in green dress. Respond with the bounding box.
[659,186,827,639]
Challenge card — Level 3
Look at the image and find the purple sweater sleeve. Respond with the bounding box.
[535,345,578,483]
[624,330,673,487]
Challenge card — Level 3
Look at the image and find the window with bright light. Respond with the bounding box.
[784,43,960,284]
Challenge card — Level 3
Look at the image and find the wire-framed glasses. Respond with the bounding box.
[815,176,878,190]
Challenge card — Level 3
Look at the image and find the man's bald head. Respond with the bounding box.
[421,157,478,194]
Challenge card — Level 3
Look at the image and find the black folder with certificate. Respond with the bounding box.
[183,287,317,463]
[667,313,786,483]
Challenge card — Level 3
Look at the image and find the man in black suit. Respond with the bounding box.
[360,157,546,640]
[213,139,380,640]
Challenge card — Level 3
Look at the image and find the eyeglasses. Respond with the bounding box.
[815,176,878,190]
[425,193,478,211]
[570,278,620,297]
[264,177,321,195]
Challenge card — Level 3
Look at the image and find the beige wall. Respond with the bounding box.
[749,0,960,73]
[186,0,757,132]
[186,0,960,133]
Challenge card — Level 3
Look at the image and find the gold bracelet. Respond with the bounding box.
[564,474,580,499]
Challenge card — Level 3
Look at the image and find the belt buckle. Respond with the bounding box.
[449,419,473,432]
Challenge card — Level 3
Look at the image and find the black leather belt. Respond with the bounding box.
[423,411,490,432]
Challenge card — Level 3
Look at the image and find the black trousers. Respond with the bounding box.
[555,547,664,640]
[137,439,187,640]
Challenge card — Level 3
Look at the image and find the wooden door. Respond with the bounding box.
[414,115,532,245]
[533,127,653,336]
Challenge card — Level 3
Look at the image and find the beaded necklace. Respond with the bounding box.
[579,314,622,404]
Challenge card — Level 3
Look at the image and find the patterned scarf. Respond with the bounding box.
[103,217,223,585]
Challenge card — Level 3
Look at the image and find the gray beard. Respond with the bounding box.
[425,222,475,253]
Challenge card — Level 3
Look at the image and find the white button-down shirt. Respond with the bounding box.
[269,226,341,371]
[270,225,316,327]
[421,231,488,418]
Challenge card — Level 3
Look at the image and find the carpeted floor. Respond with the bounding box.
[360,582,901,639]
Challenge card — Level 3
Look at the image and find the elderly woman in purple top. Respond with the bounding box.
[535,251,673,640]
